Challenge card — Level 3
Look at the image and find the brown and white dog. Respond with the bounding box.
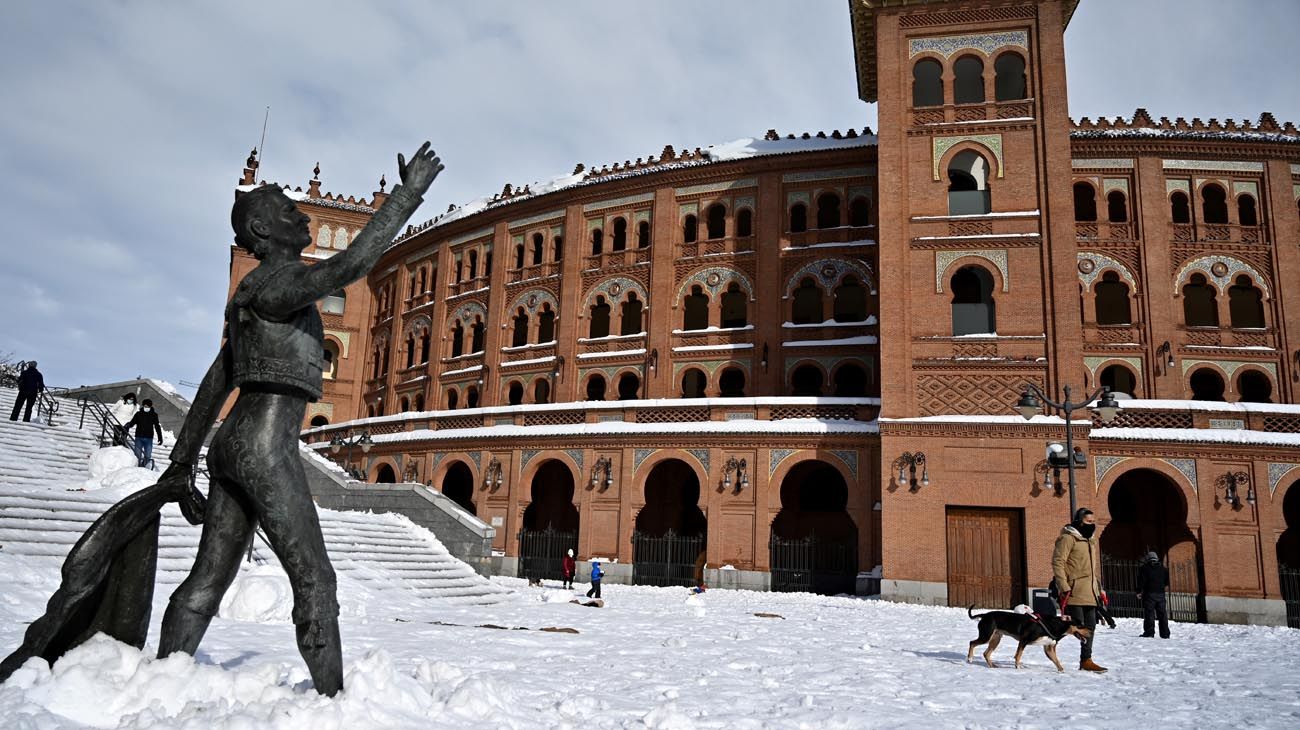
[965,606,1093,672]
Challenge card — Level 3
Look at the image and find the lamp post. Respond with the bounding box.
[329,429,373,480]
[1214,470,1255,509]
[721,456,749,492]
[1013,384,1121,516]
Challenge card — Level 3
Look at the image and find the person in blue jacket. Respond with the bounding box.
[586,560,603,599]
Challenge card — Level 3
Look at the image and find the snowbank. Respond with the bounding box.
[220,564,296,624]
[82,446,156,493]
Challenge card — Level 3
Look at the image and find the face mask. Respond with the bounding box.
[143,407,152,412]
[1077,523,1096,539]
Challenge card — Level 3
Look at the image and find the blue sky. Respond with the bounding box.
[1,0,1297,390]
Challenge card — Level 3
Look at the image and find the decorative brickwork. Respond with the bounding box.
[916,372,1044,417]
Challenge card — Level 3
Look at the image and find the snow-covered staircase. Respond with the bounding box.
[0,387,511,605]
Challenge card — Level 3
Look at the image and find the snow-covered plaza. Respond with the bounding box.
[2,558,1299,728]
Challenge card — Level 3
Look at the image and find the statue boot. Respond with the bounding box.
[157,603,213,658]
[296,618,343,696]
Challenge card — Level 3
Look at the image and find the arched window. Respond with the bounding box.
[951,265,996,335]
[1107,191,1128,223]
[586,374,607,401]
[720,283,747,328]
[420,329,430,363]
[791,364,824,396]
[589,296,611,338]
[405,334,416,368]
[483,250,492,277]
[706,203,726,239]
[948,151,991,215]
[323,340,340,380]
[1237,370,1273,403]
[553,235,564,262]
[470,318,486,353]
[620,292,644,335]
[450,322,464,358]
[454,258,464,283]
[1099,364,1137,397]
[1182,273,1218,327]
[1171,192,1191,224]
[789,203,807,233]
[316,223,333,250]
[993,52,1027,101]
[333,228,350,250]
[381,341,389,375]
[446,388,459,409]
[736,209,753,237]
[591,227,604,255]
[1228,275,1265,328]
[849,198,870,227]
[792,277,823,325]
[512,308,529,347]
[531,233,545,265]
[912,58,943,107]
[507,381,524,405]
[833,363,868,396]
[681,369,707,398]
[683,286,709,330]
[1094,271,1132,325]
[1202,184,1228,224]
[1238,195,1258,227]
[1073,182,1097,222]
[953,55,985,104]
[617,372,640,400]
[637,220,651,248]
[466,386,480,409]
[816,193,841,229]
[310,415,329,428]
[537,304,556,343]
[683,214,698,243]
[399,397,410,413]
[372,348,381,379]
[534,378,550,404]
[612,217,628,251]
[468,250,479,279]
[514,243,525,269]
[417,267,428,293]
[1189,368,1225,401]
[833,275,867,323]
[719,367,745,397]
[367,404,375,418]
[414,393,424,411]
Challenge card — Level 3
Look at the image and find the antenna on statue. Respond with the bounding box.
[256,106,270,182]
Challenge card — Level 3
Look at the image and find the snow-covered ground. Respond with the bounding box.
[2,559,1299,728]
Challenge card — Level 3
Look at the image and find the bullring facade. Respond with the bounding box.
[227,0,1300,625]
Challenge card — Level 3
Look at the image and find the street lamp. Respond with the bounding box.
[1013,383,1121,516]
[721,456,749,492]
[1215,470,1255,509]
[329,429,373,480]
[589,456,613,491]
[482,457,504,491]
[892,451,929,490]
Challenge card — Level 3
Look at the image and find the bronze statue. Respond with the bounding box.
[1,143,443,696]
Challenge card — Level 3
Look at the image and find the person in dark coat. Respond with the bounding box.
[561,548,576,590]
[1137,551,1171,638]
[121,399,164,467]
[9,361,45,422]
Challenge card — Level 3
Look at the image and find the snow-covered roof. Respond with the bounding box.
[1090,427,1300,448]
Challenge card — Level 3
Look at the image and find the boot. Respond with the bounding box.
[157,603,214,658]
[296,619,344,697]
[1079,658,1108,673]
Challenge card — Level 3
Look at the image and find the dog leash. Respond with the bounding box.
[1029,612,1063,642]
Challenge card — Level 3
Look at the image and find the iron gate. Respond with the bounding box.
[518,527,577,582]
[1102,556,1204,623]
[1281,565,1300,629]
[632,530,704,587]
[770,534,857,595]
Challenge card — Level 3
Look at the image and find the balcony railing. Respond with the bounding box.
[1169,222,1265,245]
[507,262,562,283]
[910,100,1034,127]
[583,247,652,270]
[785,226,874,248]
[679,236,754,258]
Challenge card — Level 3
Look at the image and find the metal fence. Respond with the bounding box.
[517,527,577,582]
[632,530,704,587]
[1102,556,1204,623]
[1280,565,1300,630]
[770,534,857,596]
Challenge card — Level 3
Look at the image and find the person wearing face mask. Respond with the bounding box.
[120,398,164,468]
[109,393,138,446]
[1052,507,1107,673]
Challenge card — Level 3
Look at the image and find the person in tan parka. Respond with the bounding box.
[1052,507,1108,673]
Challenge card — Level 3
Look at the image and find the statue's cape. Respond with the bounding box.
[0,483,174,682]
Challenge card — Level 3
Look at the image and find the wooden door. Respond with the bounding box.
[946,508,1026,609]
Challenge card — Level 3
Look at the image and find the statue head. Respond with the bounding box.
[232,185,312,259]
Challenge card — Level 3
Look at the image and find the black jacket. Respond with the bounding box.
[122,409,163,441]
[1137,561,1169,594]
[18,367,44,394]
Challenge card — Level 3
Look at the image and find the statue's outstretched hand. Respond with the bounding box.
[397,142,443,197]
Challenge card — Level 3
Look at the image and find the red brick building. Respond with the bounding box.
[232,0,1300,624]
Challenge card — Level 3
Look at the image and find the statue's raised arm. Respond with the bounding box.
[254,142,443,319]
